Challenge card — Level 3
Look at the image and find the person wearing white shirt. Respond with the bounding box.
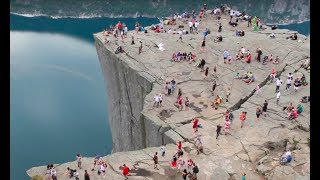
[286,77,292,90]
[153,95,160,108]
[275,78,282,93]
[194,21,199,33]
[160,144,166,157]
[188,21,193,33]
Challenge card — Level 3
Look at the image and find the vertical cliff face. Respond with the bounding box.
[94,37,153,152]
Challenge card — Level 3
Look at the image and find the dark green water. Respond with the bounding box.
[10,13,308,180]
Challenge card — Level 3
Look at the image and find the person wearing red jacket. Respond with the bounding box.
[122,164,130,179]
[192,118,199,132]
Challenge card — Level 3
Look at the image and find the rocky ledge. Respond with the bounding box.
[27,10,309,180]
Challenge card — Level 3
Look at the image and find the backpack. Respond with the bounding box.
[193,166,199,173]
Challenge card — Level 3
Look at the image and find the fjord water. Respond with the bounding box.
[10,13,308,180]
[10,14,159,180]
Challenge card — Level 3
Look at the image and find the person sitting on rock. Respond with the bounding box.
[301,74,308,86]
[294,78,302,92]
[269,32,276,38]
[280,151,292,165]
[288,108,298,120]
[195,137,203,155]
[245,53,251,63]
[214,35,223,42]
[213,95,222,109]
[301,96,310,103]
[243,75,255,84]
[262,55,268,65]
[273,56,280,64]
[297,104,304,114]
[287,33,297,40]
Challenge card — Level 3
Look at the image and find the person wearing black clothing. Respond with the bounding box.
[247,16,252,27]
[199,58,206,71]
[84,170,91,180]
[182,169,188,180]
[262,100,268,117]
[256,48,262,62]
[193,163,199,177]
[216,124,222,139]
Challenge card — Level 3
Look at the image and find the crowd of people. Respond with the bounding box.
[41,3,309,180]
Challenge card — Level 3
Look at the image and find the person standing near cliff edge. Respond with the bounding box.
[76,153,82,169]
[122,164,130,179]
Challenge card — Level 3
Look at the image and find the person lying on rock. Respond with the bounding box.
[286,33,297,40]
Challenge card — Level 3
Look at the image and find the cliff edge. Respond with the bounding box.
[27,11,310,180]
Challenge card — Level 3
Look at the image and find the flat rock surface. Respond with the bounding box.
[28,10,309,180]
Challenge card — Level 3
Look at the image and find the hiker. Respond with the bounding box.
[171,155,178,168]
[203,28,209,40]
[161,144,166,157]
[195,137,203,155]
[122,164,130,179]
[256,48,262,62]
[177,158,186,172]
[240,111,247,128]
[273,56,280,64]
[275,77,282,93]
[288,108,298,120]
[226,88,231,102]
[223,50,230,63]
[192,117,199,133]
[294,78,302,92]
[188,20,193,33]
[213,95,222,110]
[177,141,182,151]
[73,169,80,180]
[204,67,209,78]
[153,94,160,108]
[192,163,199,178]
[67,167,76,178]
[241,173,246,180]
[185,97,190,110]
[198,58,206,71]
[212,80,219,94]
[178,88,182,97]
[297,104,304,114]
[301,96,310,103]
[51,167,57,180]
[286,77,292,90]
[98,162,107,176]
[194,21,199,33]
[159,93,163,107]
[270,69,276,82]
[216,124,222,139]
[153,152,159,169]
[92,155,101,171]
[280,150,292,165]
[256,107,262,121]
[167,82,172,95]
[177,30,183,42]
[76,153,82,169]
[262,100,268,117]
[187,159,193,172]
[201,40,206,52]
[171,79,176,93]
[214,35,223,42]
[286,33,297,40]
[182,169,188,180]
[276,91,281,105]
[139,41,142,54]
[224,119,231,135]
[177,95,183,110]
[84,170,90,180]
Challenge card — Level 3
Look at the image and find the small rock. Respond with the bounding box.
[256,164,273,175]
